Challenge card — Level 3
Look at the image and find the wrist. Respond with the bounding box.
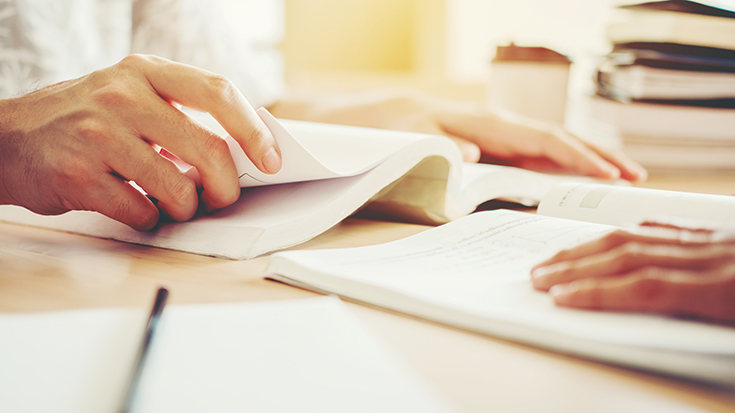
[0,97,21,205]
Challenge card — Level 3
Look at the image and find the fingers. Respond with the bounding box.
[550,271,680,313]
[106,137,199,221]
[130,55,282,174]
[160,147,203,187]
[536,128,623,180]
[584,142,647,182]
[534,229,672,270]
[408,119,481,162]
[550,268,735,323]
[532,242,735,291]
[445,136,481,162]
[533,225,729,271]
[531,223,735,323]
[534,125,647,181]
[82,173,160,231]
[638,221,734,241]
[437,110,644,181]
[126,96,240,211]
[108,54,279,213]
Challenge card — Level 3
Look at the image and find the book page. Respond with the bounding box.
[0,126,461,259]
[538,182,735,228]
[268,210,735,384]
[189,108,454,187]
[0,297,452,413]
[456,163,607,215]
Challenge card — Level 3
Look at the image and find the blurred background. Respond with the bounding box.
[218,0,735,172]
[219,0,620,100]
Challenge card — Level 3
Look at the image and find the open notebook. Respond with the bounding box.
[268,186,735,386]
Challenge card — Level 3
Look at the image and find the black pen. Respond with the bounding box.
[120,287,169,413]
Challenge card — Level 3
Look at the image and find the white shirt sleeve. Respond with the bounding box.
[131,0,285,109]
[0,0,132,98]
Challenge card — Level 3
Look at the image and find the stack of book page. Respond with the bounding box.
[591,0,735,170]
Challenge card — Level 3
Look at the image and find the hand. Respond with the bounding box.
[531,223,735,324]
[0,54,282,231]
[268,91,646,182]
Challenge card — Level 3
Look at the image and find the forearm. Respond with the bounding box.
[267,89,443,128]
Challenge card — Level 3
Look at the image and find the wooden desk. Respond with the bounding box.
[1,173,734,412]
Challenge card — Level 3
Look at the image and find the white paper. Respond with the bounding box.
[538,182,735,229]
[193,108,442,187]
[0,112,611,260]
[268,210,735,384]
[0,129,460,259]
[457,163,610,210]
[0,297,452,413]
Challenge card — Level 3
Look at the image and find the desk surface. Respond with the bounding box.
[1,172,734,412]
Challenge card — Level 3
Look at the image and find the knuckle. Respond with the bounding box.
[73,115,109,142]
[217,185,241,207]
[241,119,270,146]
[92,82,136,110]
[614,242,644,270]
[201,132,231,163]
[165,173,197,208]
[119,53,152,69]
[630,275,666,303]
[110,195,157,230]
[608,229,631,244]
[585,285,605,309]
[206,74,238,105]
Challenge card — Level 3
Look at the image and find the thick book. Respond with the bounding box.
[607,6,735,51]
[608,44,735,73]
[619,0,735,18]
[0,109,601,259]
[598,63,735,101]
[619,134,735,170]
[267,183,735,386]
[583,94,735,142]
[580,93,735,170]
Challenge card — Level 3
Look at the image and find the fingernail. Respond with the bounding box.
[549,284,573,301]
[549,284,566,296]
[531,266,549,280]
[262,147,281,174]
[531,267,552,290]
[604,164,620,180]
[634,165,648,181]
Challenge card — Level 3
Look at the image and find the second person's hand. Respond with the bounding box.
[269,91,647,182]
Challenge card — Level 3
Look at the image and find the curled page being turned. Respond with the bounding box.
[191,107,435,187]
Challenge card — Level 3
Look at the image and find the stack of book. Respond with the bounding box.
[591,0,735,170]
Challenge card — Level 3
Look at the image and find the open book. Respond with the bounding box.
[0,109,602,260]
[267,183,735,386]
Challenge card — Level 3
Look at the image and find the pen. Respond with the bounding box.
[119,287,169,413]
